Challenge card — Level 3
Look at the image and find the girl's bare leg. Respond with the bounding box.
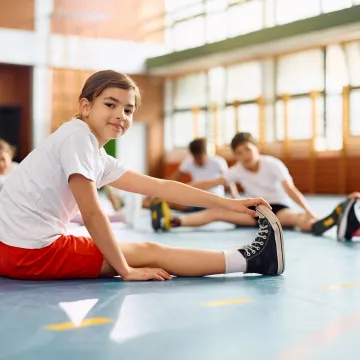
[100,242,226,277]
[100,205,286,278]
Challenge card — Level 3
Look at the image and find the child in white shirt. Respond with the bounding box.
[0,139,18,192]
[142,138,228,212]
[152,132,318,233]
[0,70,284,280]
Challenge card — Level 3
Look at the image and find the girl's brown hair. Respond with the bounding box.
[74,70,141,119]
[0,139,16,159]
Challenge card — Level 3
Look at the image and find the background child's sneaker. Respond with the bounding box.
[150,198,172,231]
[311,200,348,236]
[337,199,360,241]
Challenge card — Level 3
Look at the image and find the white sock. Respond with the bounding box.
[223,250,247,273]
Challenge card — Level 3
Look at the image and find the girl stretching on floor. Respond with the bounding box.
[0,70,284,280]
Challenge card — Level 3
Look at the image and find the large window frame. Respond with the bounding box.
[163,0,359,52]
[167,40,360,152]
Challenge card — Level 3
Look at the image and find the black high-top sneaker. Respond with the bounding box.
[150,197,172,232]
[312,199,348,236]
[337,199,360,241]
[238,205,285,275]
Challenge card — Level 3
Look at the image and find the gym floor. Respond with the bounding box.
[1,195,360,360]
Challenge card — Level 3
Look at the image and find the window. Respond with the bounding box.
[326,45,349,94]
[227,1,263,37]
[165,0,203,16]
[276,0,321,25]
[275,97,324,141]
[325,95,343,150]
[206,0,228,42]
[226,62,262,102]
[172,111,195,148]
[321,0,352,12]
[208,66,226,104]
[264,0,276,28]
[174,73,207,109]
[172,16,205,51]
[217,106,237,146]
[237,104,260,139]
[277,50,324,95]
[344,41,360,86]
[265,104,275,142]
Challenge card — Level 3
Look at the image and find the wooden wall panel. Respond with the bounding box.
[285,158,311,193]
[0,64,32,160]
[51,69,165,177]
[0,0,34,30]
[347,156,360,192]
[52,0,164,43]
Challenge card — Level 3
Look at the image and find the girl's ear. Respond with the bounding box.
[79,98,91,118]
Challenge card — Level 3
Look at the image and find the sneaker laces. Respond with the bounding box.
[242,221,269,257]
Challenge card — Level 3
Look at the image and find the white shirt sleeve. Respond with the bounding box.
[218,157,229,173]
[58,131,98,183]
[99,154,128,188]
[179,157,192,173]
[270,158,292,182]
[224,165,241,184]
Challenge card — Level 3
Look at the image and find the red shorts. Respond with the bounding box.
[0,235,104,280]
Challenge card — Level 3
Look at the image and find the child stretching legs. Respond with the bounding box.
[0,70,284,281]
[151,133,317,233]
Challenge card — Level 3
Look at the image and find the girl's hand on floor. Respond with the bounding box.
[227,197,271,217]
[122,267,172,281]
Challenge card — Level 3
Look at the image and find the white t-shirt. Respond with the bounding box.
[0,162,19,192]
[224,155,292,205]
[0,119,127,249]
[179,155,228,197]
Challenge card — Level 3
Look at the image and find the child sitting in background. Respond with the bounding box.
[0,139,18,192]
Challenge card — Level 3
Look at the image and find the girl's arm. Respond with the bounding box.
[109,171,270,216]
[69,174,171,281]
[282,179,317,218]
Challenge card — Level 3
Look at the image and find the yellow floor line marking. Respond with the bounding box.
[201,298,252,307]
[45,317,113,331]
[323,284,360,290]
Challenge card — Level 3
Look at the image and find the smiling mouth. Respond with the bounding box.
[110,123,124,132]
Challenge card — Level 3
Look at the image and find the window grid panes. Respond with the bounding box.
[164,0,356,52]
[168,39,360,150]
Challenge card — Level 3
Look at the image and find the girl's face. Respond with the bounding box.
[80,87,135,147]
[0,150,12,174]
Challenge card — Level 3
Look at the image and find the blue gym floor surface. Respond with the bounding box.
[1,195,360,360]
